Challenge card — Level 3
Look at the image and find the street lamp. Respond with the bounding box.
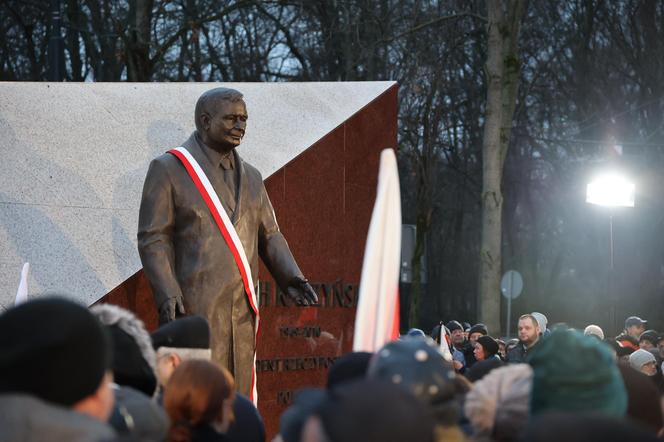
[585,172,635,334]
[586,173,635,208]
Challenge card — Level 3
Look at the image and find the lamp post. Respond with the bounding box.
[586,173,635,334]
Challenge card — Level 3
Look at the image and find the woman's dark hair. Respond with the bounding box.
[164,359,235,442]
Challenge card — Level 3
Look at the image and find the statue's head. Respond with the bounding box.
[195,88,247,153]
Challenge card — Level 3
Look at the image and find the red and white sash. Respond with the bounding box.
[168,146,260,405]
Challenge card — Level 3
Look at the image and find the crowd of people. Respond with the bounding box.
[1,297,663,441]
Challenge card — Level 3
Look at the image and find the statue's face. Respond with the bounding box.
[201,99,248,152]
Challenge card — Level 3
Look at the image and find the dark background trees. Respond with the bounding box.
[3,0,663,336]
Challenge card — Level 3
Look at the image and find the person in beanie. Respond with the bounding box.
[326,351,372,389]
[275,389,326,442]
[617,363,664,435]
[446,320,467,370]
[91,304,160,396]
[629,349,658,376]
[367,336,467,442]
[531,312,548,336]
[153,315,264,441]
[464,364,533,441]
[463,323,489,369]
[529,329,627,417]
[468,323,489,345]
[465,336,505,382]
[91,304,169,441]
[583,324,605,340]
[152,315,213,388]
[507,314,541,363]
[638,330,660,351]
[0,297,116,441]
[462,322,471,339]
[406,327,426,337]
[301,379,436,442]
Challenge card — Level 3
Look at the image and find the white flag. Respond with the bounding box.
[352,149,401,352]
[15,262,30,305]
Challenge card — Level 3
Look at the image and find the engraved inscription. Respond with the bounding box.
[279,326,322,338]
[258,280,359,308]
[256,356,338,372]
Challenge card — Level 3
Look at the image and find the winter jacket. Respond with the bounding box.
[465,356,505,382]
[109,384,169,441]
[507,341,539,363]
[0,394,116,442]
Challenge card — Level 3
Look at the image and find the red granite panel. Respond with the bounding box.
[343,85,399,282]
[279,128,345,280]
[264,168,285,219]
[257,126,350,436]
[94,270,158,331]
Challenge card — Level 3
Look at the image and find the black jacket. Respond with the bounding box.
[465,356,504,382]
[507,340,539,363]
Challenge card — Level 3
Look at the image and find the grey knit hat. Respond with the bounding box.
[583,324,604,340]
[629,349,656,370]
[464,364,533,439]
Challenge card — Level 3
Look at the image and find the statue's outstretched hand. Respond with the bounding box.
[286,277,318,306]
[159,295,186,324]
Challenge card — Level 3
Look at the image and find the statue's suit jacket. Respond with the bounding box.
[138,132,303,394]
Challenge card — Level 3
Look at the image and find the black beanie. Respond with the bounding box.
[327,352,372,389]
[0,297,111,406]
[318,380,436,442]
[477,335,499,357]
[469,323,489,336]
[151,315,210,350]
[446,320,463,333]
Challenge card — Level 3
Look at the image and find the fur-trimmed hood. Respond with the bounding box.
[91,304,158,397]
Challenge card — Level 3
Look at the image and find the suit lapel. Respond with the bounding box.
[232,149,245,225]
[181,134,236,218]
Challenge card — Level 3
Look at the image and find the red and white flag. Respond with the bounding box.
[352,149,401,352]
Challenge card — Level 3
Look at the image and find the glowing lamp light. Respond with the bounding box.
[586,174,635,208]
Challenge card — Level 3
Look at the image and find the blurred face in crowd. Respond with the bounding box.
[627,324,646,339]
[498,341,506,359]
[518,317,540,347]
[473,343,486,362]
[301,416,329,442]
[469,332,483,346]
[657,339,664,358]
[640,339,655,351]
[641,360,658,377]
[451,329,465,345]
[156,351,181,387]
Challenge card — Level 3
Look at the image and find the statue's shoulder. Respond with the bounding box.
[238,156,263,181]
[150,150,182,169]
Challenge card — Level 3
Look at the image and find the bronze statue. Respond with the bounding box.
[138,87,317,396]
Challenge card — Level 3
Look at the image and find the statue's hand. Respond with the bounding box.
[286,277,318,306]
[159,295,186,324]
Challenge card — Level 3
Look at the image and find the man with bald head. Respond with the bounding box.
[138,87,317,396]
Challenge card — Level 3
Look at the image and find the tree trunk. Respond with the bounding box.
[479,0,525,334]
[126,0,153,81]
